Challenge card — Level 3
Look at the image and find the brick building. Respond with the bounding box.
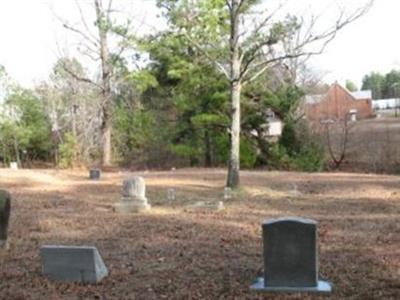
[305,83,374,122]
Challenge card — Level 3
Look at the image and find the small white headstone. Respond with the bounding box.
[167,188,176,204]
[114,177,151,213]
[9,162,18,170]
[224,187,232,200]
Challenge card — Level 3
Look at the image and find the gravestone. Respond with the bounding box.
[40,245,108,283]
[251,217,332,293]
[0,190,11,249]
[224,187,232,200]
[9,162,18,170]
[89,169,101,180]
[114,177,151,213]
[186,201,225,212]
[167,188,176,204]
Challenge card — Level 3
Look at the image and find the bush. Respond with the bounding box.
[58,133,79,168]
[216,134,257,168]
[273,120,325,172]
[291,142,325,172]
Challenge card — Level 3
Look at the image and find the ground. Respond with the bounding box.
[0,168,399,299]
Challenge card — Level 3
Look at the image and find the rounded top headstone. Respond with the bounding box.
[122,177,146,199]
[263,217,317,226]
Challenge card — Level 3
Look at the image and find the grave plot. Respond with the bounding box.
[0,168,399,299]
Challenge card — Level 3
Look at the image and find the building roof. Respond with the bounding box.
[305,94,325,104]
[350,90,372,99]
[305,83,372,105]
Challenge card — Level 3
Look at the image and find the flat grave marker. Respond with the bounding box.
[40,245,108,284]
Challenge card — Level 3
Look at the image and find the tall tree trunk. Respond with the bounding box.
[226,0,241,188]
[13,135,21,167]
[204,130,212,167]
[95,0,112,167]
[71,104,77,139]
[227,82,241,187]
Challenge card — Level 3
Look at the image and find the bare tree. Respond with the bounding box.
[56,0,134,167]
[322,118,353,169]
[160,0,373,187]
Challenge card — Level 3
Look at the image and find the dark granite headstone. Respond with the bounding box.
[251,217,332,293]
[0,190,11,248]
[89,169,101,180]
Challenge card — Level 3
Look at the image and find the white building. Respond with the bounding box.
[372,98,400,110]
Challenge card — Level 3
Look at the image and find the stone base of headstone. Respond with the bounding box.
[186,201,225,212]
[250,277,332,293]
[40,245,108,284]
[113,201,151,213]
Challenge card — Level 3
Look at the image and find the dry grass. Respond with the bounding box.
[0,168,400,299]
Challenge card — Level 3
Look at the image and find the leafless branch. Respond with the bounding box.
[60,61,103,90]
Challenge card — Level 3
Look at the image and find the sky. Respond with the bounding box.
[0,0,398,89]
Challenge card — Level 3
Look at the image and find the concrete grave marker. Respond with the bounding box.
[167,188,176,204]
[186,201,225,212]
[0,190,11,249]
[251,217,332,293]
[224,187,232,200]
[89,169,101,180]
[40,245,108,284]
[114,177,151,213]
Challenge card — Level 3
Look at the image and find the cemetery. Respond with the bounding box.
[0,168,399,299]
[1,1,400,299]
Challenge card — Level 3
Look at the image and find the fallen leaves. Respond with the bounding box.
[0,168,399,299]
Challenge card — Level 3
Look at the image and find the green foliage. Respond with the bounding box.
[134,29,232,167]
[215,134,257,168]
[129,70,159,94]
[279,122,299,155]
[276,120,324,172]
[58,133,79,168]
[345,80,358,92]
[292,142,324,172]
[361,70,400,99]
[113,101,172,167]
[0,88,52,163]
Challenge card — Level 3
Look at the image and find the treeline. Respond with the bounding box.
[1,0,370,175]
[0,57,322,171]
[362,70,400,99]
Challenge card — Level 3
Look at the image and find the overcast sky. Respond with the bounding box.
[0,0,398,89]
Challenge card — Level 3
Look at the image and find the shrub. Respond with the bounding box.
[291,142,325,172]
[58,133,79,168]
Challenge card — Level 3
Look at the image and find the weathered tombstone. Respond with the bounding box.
[40,245,108,284]
[114,177,151,213]
[251,217,332,293]
[9,162,18,170]
[0,190,11,249]
[89,169,101,180]
[186,201,225,212]
[224,187,232,200]
[167,188,176,204]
